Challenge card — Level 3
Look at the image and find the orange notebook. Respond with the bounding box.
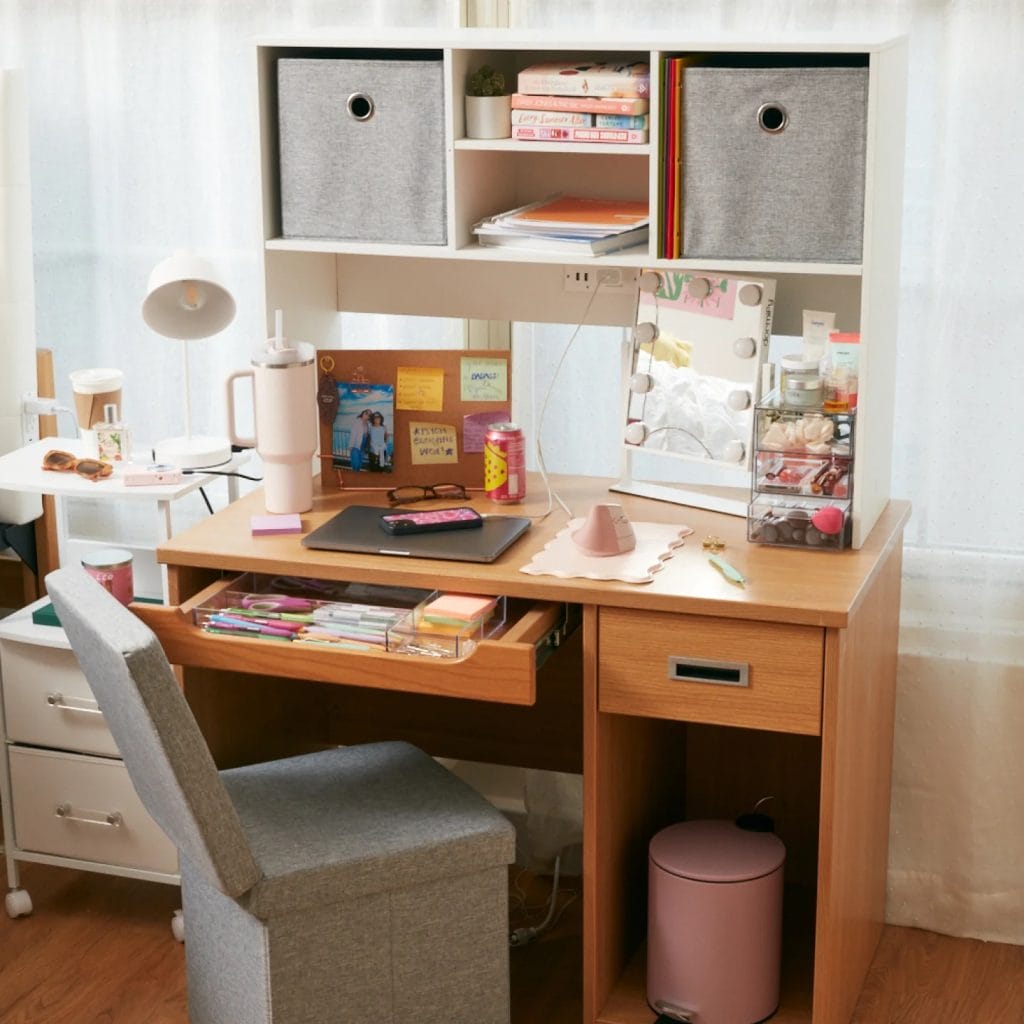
[498,195,649,232]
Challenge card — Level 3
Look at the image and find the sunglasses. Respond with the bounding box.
[41,449,114,481]
[386,482,468,506]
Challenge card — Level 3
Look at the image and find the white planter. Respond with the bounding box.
[465,95,511,140]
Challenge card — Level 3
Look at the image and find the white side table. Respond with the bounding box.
[0,438,249,599]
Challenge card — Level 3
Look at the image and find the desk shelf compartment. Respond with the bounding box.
[140,576,569,707]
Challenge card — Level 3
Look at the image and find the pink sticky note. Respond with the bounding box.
[251,513,303,536]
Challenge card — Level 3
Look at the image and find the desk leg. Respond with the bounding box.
[814,541,903,1023]
[582,607,685,1024]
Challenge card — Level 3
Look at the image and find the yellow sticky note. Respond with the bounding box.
[409,421,458,465]
[460,358,508,402]
[396,366,445,411]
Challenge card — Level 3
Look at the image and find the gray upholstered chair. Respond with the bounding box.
[46,565,515,1024]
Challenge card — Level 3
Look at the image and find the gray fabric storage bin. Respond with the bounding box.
[682,65,868,262]
[278,56,447,244]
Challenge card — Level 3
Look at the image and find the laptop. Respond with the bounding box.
[302,505,532,564]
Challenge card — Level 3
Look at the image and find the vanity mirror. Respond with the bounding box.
[613,269,776,515]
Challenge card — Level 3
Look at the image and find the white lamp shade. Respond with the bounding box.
[141,250,236,340]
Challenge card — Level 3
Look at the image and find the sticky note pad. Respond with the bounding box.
[422,593,497,624]
[251,513,303,536]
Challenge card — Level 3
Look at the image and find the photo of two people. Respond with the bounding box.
[331,383,394,473]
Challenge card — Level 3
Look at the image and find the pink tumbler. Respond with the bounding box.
[647,819,785,1024]
[226,313,317,514]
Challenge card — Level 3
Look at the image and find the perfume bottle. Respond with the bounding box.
[95,403,130,462]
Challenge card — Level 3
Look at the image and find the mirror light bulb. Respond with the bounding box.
[732,336,757,359]
[638,271,663,294]
[624,421,648,445]
[633,321,658,346]
[738,284,763,306]
[629,372,654,394]
[722,439,746,463]
[727,389,752,411]
[687,277,713,300]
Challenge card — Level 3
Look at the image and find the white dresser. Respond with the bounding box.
[0,597,179,920]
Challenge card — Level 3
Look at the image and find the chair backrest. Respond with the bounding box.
[46,565,260,897]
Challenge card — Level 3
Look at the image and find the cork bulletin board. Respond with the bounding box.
[316,349,512,491]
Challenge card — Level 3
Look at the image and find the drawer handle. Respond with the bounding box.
[668,656,749,688]
[346,92,375,121]
[46,692,103,715]
[55,802,123,828]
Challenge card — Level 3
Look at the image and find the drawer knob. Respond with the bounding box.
[668,656,749,688]
[55,802,123,828]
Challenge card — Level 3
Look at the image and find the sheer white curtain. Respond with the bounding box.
[512,0,1024,945]
[2,0,1021,944]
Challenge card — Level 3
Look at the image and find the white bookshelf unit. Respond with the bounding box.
[255,29,906,551]
[253,30,908,1024]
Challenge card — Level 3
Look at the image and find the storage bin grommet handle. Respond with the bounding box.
[757,101,788,134]
[346,92,375,122]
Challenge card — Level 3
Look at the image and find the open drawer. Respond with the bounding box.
[132,575,573,706]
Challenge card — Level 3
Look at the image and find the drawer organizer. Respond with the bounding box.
[135,573,572,707]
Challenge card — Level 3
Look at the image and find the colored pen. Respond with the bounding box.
[205,626,292,642]
[208,615,296,639]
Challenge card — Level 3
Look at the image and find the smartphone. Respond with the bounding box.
[380,507,484,535]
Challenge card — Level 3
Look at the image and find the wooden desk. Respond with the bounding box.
[141,476,909,1024]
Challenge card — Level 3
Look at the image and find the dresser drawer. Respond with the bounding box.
[598,608,823,735]
[9,746,179,875]
[1,639,119,757]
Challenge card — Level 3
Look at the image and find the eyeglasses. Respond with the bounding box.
[41,449,114,481]
[386,483,468,506]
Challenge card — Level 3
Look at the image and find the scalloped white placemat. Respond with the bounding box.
[520,520,693,584]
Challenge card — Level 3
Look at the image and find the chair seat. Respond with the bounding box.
[221,741,516,919]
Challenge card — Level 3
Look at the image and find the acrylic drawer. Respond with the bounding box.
[9,745,179,875]
[134,577,570,706]
[1,639,118,757]
[598,608,823,735]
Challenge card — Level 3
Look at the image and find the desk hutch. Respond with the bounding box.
[146,28,908,1024]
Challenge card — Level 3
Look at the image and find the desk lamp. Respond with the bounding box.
[142,250,236,469]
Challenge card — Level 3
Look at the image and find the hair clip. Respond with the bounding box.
[701,535,726,552]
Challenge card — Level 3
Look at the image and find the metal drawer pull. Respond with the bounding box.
[55,802,123,827]
[46,692,103,715]
[668,656,749,688]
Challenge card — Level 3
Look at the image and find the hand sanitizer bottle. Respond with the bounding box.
[95,403,130,462]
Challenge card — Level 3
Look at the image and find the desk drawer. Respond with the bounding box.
[598,608,823,735]
[9,746,179,875]
[134,589,569,706]
[1,640,119,757]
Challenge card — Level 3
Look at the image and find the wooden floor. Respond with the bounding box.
[0,859,1021,1023]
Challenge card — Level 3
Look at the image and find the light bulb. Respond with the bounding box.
[722,439,746,463]
[624,421,648,445]
[633,322,658,346]
[727,389,752,411]
[180,280,206,312]
[738,284,763,306]
[687,276,713,300]
[638,271,663,293]
[732,336,757,359]
[629,372,654,394]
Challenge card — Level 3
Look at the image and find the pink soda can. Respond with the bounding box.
[483,423,526,503]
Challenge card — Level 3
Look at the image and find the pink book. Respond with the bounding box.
[511,109,594,127]
[516,61,650,99]
[511,125,648,145]
[511,93,650,115]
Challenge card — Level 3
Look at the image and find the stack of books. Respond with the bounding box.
[511,60,650,144]
[473,194,649,256]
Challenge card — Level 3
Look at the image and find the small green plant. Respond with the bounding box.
[467,65,506,97]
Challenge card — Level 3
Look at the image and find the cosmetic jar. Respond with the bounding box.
[81,548,134,606]
[780,357,823,409]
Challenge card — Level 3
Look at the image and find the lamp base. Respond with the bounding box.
[152,435,232,470]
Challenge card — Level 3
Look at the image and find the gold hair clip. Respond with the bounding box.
[701,535,725,552]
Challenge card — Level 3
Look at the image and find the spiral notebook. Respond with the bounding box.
[302,505,531,563]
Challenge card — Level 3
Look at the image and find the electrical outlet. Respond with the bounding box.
[563,266,634,293]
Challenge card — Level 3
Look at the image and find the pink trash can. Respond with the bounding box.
[647,819,785,1024]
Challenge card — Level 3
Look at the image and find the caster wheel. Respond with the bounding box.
[5,889,33,918]
[171,908,185,942]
